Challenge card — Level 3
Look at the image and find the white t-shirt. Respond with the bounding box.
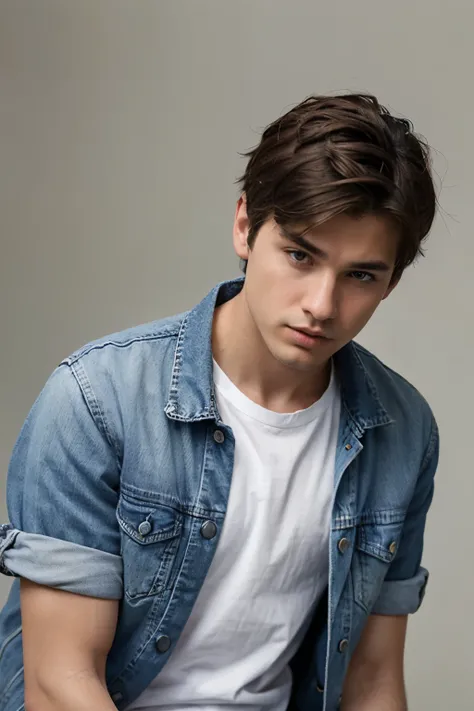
[127,361,340,711]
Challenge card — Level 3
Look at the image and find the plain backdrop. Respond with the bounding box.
[1,1,472,708]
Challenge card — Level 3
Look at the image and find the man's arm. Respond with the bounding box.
[341,615,408,711]
[341,411,439,710]
[21,579,119,711]
[0,363,124,708]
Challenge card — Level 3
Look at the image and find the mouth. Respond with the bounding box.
[287,326,332,348]
[291,327,330,340]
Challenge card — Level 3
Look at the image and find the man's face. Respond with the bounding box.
[233,200,399,372]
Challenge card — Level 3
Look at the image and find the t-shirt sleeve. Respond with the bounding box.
[0,361,123,599]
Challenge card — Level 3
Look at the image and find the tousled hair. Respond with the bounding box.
[238,94,437,281]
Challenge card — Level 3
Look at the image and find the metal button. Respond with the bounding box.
[138,520,152,536]
[338,537,351,554]
[389,541,397,555]
[338,638,349,653]
[213,429,225,444]
[155,635,171,653]
[345,443,352,451]
[200,520,217,540]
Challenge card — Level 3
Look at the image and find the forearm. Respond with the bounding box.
[341,670,407,711]
[341,614,409,710]
[25,670,117,711]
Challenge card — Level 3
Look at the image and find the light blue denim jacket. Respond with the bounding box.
[0,278,439,711]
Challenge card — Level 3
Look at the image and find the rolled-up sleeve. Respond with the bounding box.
[372,416,439,616]
[0,361,123,599]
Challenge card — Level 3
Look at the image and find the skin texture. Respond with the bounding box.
[341,615,408,710]
[21,579,119,710]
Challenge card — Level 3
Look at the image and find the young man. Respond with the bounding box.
[0,94,439,711]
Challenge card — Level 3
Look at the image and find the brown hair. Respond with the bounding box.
[238,94,437,281]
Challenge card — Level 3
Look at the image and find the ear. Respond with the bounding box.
[233,195,250,260]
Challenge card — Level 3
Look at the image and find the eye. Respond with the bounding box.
[287,250,312,266]
[349,271,376,283]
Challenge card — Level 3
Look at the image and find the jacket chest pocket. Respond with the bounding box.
[351,518,405,613]
[117,494,183,603]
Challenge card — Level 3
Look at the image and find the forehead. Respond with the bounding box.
[282,214,399,264]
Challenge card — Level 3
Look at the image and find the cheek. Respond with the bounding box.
[254,260,299,305]
[339,291,383,331]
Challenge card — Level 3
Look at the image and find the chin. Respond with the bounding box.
[272,348,325,372]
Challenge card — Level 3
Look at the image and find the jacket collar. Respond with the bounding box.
[165,278,394,434]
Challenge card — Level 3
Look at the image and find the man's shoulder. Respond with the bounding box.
[52,311,192,422]
[60,310,188,368]
[352,341,436,428]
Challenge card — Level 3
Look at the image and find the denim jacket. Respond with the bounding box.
[0,278,439,711]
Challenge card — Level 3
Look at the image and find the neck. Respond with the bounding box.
[212,291,331,413]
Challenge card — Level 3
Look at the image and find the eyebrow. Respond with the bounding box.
[280,227,392,272]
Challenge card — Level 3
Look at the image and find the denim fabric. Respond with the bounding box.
[0,278,439,711]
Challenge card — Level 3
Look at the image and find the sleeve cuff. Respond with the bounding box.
[0,525,123,599]
[371,567,429,615]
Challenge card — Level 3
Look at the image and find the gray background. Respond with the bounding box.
[0,1,472,707]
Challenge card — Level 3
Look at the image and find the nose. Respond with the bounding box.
[301,271,338,322]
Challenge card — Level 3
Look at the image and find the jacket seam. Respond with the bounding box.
[68,361,121,464]
[419,415,439,474]
[63,327,182,366]
[0,624,22,665]
[353,342,428,399]
[3,666,23,704]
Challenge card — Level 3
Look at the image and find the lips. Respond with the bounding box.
[286,326,333,349]
[292,327,329,339]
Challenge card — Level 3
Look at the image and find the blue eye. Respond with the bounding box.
[288,250,311,265]
[350,271,375,283]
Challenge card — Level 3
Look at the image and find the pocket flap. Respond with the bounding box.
[117,496,182,546]
[356,520,404,563]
